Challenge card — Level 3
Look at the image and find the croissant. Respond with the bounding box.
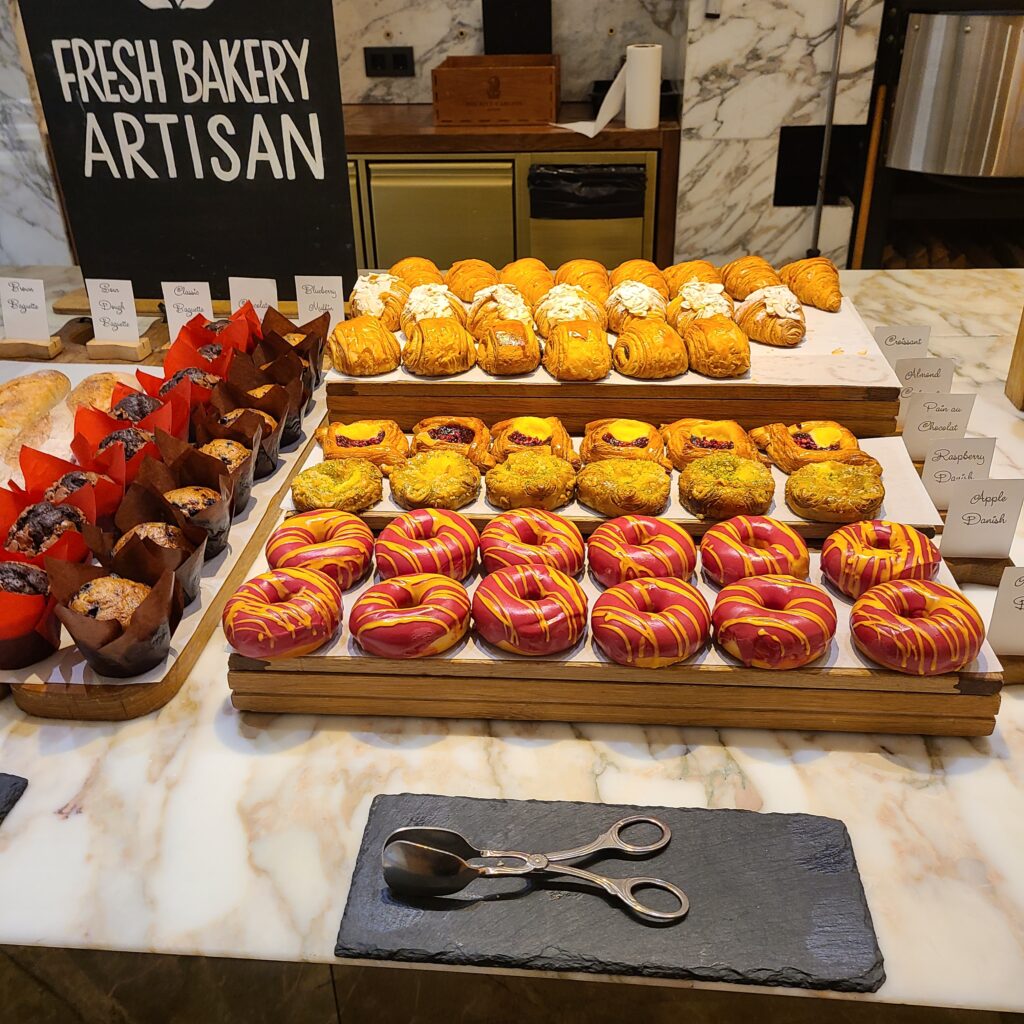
[748,420,881,475]
[720,255,781,301]
[327,315,401,376]
[490,415,580,468]
[610,259,669,299]
[399,283,467,336]
[734,286,805,347]
[542,320,612,381]
[554,258,610,303]
[682,315,750,378]
[663,259,722,295]
[445,259,500,302]
[402,316,477,377]
[500,258,554,306]
[316,419,408,474]
[778,257,842,313]
[613,319,688,379]
[533,283,607,337]
[476,319,541,376]
[605,282,668,334]
[349,273,411,332]
[666,281,734,333]
[389,256,444,289]
[661,418,763,470]
[579,418,671,469]
[411,415,495,468]
[466,284,535,340]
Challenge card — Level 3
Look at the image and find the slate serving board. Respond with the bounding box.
[336,794,885,993]
[0,774,27,829]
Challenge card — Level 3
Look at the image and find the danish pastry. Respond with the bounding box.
[663,259,722,295]
[389,450,481,511]
[399,283,467,335]
[604,282,668,334]
[749,421,881,474]
[349,273,410,331]
[681,315,750,379]
[485,451,576,511]
[490,415,580,467]
[612,319,688,379]
[500,258,554,306]
[720,255,782,300]
[555,258,611,303]
[610,259,670,299]
[467,284,535,340]
[785,462,885,523]
[734,286,805,347]
[327,315,401,376]
[402,317,477,376]
[533,284,607,337]
[291,459,383,513]
[662,418,762,470]
[666,280,734,333]
[579,418,671,468]
[411,415,495,469]
[445,258,500,302]
[678,452,775,520]
[316,419,409,474]
[779,256,842,313]
[476,320,542,376]
[542,320,612,381]
[389,256,444,289]
[577,460,671,517]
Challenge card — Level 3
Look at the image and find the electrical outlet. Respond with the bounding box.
[364,46,415,78]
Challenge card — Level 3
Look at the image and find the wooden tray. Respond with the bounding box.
[228,529,1002,737]
[327,299,901,436]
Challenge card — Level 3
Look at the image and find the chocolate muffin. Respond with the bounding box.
[97,426,154,459]
[0,561,49,596]
[197,343,222,362]
[69,576,150,629]
[159,366,222,397]
[111,392,162,423]
[164,486,220,518]
[220,408,277,434]
[198,439,250,472]
[203,319,232,334]
[247,384,275,400]
[43,470,110,504]
[112,521,194,557]
[5,501,86,556]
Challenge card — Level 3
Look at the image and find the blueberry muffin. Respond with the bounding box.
[247,384,275,401]
[198,439,250,472]
[5,501,86,556]
[112,521,194,556]
[69,576,151,629]
[163,486,220,519]
[219,408,277,434]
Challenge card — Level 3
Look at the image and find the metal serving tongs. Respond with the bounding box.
[381,815,689,923]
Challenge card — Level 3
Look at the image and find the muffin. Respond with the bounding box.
[220,407,278,434]
[577,460,671,517]
[678,452,775,520]
[68,576,151,629]
[248,384,275,400]
[0,561,49,596]
[203,319,232,335]
[163,486,220,519]
[485,451,576,511]
[198,439,251,472]
[112,521,194,556]
[389,451,481,510]
[291,459,383,513]
[43,470,110,504]
[5,501,86,556]
[97,426,154,459]
[159,366,222,397]
[111,392,163,422]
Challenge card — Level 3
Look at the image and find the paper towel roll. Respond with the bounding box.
[624,43,662,130]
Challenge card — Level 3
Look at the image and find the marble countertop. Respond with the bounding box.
[0,267,1023,1011]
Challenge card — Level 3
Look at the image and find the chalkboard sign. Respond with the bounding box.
[18,0,356,300]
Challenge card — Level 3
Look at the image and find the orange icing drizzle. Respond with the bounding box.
[375,508,479,578]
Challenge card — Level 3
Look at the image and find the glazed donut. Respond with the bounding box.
[223,567,342,658]
[375,509,479,582]
[699,515,809,587]
[266,511,373,590]
[851,579,984,675]
[587,515,696,588]
[591,578,711,668]
[349,572,471,658]
[472,564,588,656]
[712,575,836,670]
[479,508,585,576]
[821,520,941,598]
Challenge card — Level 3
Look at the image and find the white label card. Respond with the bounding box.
[986,567,1024,656]
[228,277,278,317]
[162,281,213,340]
[295,275,345,329]
[0,277,49,341]
[895,356,955,426]
[940,479,1024,559]
[921,437,995,510]
[873,324,931,366]
[85,278,139,342]
[900,393,975,461]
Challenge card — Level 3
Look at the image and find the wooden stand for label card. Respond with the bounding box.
[0,316,96,360]
[85,319,168,361]
[53,289,299,321]
[1003,304,1024,408]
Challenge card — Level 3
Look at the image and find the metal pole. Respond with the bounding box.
[809,0,848,257]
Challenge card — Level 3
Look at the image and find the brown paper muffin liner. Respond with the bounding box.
[226,352,304,445]
[202,384,289,479]
[262,307,330,385]
[156,429,256,517]
[254,336,316,415]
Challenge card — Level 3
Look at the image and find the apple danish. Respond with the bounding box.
[681,315,750,378]
[579,418,671,468]
[399,283,467,336]
[749,420,881,475]
[554,259,611,303]
[349,273,411,331]
[577,460,671,517]
[605,281,668,334]
[490,415,580,468]
[445,259,500,302]
[663,259,722,295]
[610,259,670,299]
[720,255,782,301]
[613,319,688,379]
[466,284,535,340]
[500,258,554,306]
[411,415,495,469]
[662,418,763,470]
[734,286,806,347]
[785,462,884,523]
[542,320,612,381]
[316,419,409,474]
[327,315,401,376]
[476,319,542,376]
[666,280,735,334]
[778,257,842,313]
[533,283,607,337]
[402,316,477,377]
[389,256,444,289]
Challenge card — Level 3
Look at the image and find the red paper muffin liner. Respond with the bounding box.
[0,588,61,670]
[13,448,124,521]
[71,405,167,486]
